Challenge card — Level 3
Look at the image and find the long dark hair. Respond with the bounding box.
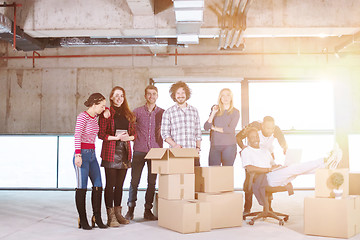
[109,86,135,123]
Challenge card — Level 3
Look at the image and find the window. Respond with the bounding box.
[249,80,335,188]
[249,81,335,130]
[155,80,244,186]
[0,79,338,190]
[155,81,242,131]
[0,136,58,188]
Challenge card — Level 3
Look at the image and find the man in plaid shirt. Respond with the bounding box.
[161,81,202,166]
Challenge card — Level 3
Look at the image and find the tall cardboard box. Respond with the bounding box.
[350,173,360,195]
[159,174,195,200]
[315,168,349,198]
[196,191,243,229]
[195,166,234,193]
[304,196,360,238]
[158,198,211,234]
[145,148,198,174]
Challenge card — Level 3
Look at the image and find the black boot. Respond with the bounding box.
[125,206,135,220]
[91,187,108,229]
[144,208,158,221]
[75,188,92,230]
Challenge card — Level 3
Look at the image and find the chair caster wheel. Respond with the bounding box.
[249,219,254,225]
[279,220,284,226]
[284,216,289,222]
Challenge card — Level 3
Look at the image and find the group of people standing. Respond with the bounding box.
[72,80,247,230]
[73,84,162,230]
[73,80,340,230]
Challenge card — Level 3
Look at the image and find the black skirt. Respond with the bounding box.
[101,141,131,169]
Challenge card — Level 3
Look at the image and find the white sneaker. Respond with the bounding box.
[325,143,343,169]
[325,150,336,168]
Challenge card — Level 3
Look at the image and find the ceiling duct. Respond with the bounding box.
[58,37,183,47]
[218,0,252,50]
[173,0,204,45]
[0,13,44,51]
[334,31,360,57]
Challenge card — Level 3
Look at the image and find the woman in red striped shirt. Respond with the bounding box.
[74,93,107,230]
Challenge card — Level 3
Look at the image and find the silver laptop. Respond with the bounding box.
[272,148,303,171]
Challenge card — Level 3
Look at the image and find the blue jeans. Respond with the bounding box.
[208,144,237,166]
[127,151,157,209]
[73,149,102,189]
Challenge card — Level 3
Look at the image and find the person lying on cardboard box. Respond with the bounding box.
[240,127,342,206]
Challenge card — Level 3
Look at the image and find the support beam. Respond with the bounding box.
[126,0,154,15]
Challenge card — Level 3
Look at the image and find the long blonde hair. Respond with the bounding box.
[216,88,234,116]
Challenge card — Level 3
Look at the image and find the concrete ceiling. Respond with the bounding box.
[0,0,359,53]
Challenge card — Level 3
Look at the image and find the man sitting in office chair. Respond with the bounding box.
[241,127,342,206]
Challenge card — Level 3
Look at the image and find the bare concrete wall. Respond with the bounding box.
[0,67,149,134]
[0,43,359,134]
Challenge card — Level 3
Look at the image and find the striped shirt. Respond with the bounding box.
[74,111,99,154]
[161,103,202,148]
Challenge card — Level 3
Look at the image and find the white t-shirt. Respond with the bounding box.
[258,130,275,153]
[241,146,273,169]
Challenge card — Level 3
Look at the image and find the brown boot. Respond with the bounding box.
[144,208,158,221]
[114,206,130,224]
[106,207,120,227]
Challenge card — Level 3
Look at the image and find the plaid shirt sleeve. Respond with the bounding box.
[98,113,116,163]
[194,109,202,141]
[129,121,136,140]
[98,114,110,141]
[126,121,136,161]
[161,109,171,140]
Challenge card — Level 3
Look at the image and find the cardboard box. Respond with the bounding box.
[145,148,198,174]
[159,174,195,200]
[315,168,349,198]
[304,196,360,238]
[196,191,243,229]
[195,166,234,193]
[350,173,360,195]
[158,198,211,234]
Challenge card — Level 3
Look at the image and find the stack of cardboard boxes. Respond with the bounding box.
[146,148,211,234]
[195,166,243,230]
[304,168,360,238]
[145,148,243,234]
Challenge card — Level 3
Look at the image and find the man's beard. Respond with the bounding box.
[176,98,186,104]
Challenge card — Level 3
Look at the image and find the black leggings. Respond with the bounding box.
[104,168,128,208]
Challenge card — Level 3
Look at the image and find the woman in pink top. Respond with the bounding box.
[73,93,107,230]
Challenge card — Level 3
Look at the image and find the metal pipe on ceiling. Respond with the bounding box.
[0,51,335,60]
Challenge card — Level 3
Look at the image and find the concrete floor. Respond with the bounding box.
[0,190,358,240]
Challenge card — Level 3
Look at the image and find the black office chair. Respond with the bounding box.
[243,173,294,226]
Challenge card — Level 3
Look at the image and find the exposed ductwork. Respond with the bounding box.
[0,13,44,51]
[173,0,204,45]
[334,31,360,57]
[0,11,185,51]
[218,0,253,50]
[57,37,182,48]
